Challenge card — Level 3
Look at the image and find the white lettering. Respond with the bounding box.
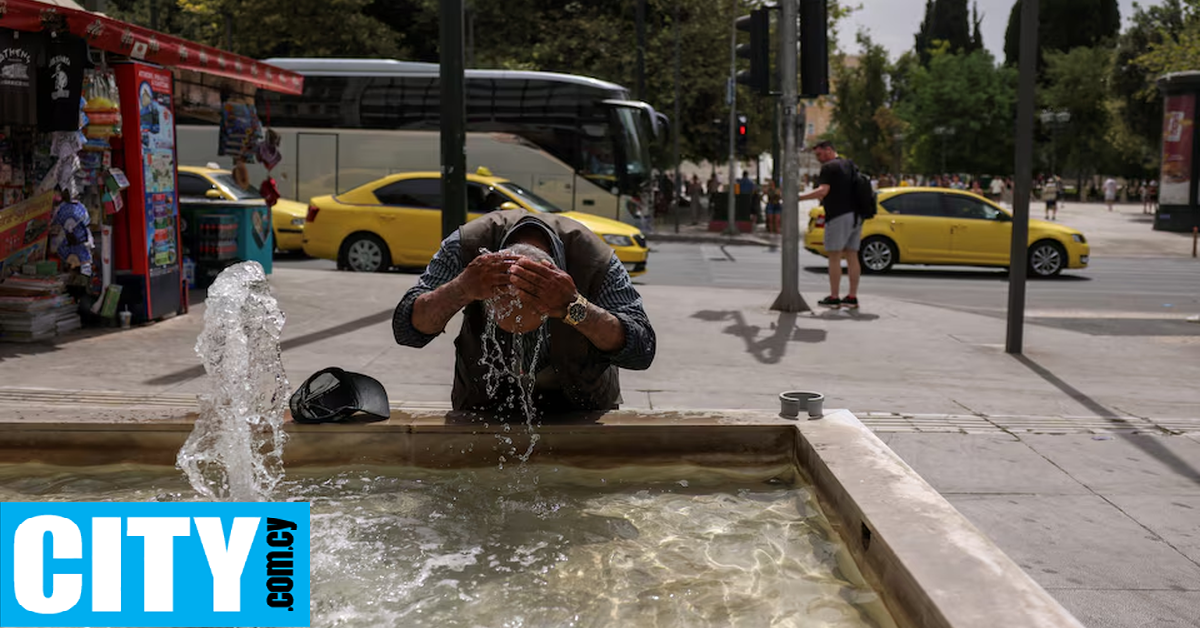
[126,517,190,612]
[91,518,122,612]
[13,515,82,614]
[195,517,259,612]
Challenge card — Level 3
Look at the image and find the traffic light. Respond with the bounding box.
[735,8,770,96]
[800,0,830,97]
[736,113,748,156]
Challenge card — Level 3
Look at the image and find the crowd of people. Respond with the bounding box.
[652,169,1163,229]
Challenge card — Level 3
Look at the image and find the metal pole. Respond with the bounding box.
[726,0,738,235]
[673,1,682,234]
[772,0,808,312]
[1006,0,1039,355]
[772,100,781,184]
[636,0,646,102]
[223,12,232,51]
[440,0,467,239]
[150,0,159,31]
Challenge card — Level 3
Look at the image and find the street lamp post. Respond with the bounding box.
[933,126,955,175]
[1039,110,1071,179]
[893,132,904,176]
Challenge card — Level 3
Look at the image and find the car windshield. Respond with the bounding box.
[210,173,261,201]
[497,182,564,213]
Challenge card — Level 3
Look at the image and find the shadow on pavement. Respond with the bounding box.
[810,309,881,321]
[692,310,825,365]
[803,266,1091,282]
[1013,354,1200,487]
[145,307,396,386]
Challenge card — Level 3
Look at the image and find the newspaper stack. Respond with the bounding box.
[0,276,79,342]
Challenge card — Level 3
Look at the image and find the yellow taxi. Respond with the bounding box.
[302,169,650,275]
[804,187,1089,277]
[177,165,309,252]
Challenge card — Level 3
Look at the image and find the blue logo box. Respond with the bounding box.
[0,502,310,627]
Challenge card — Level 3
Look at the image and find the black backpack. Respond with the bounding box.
[846,160,877,222]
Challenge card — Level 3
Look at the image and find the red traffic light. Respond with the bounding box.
[738,125,746,135]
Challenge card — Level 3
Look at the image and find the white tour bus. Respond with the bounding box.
[175,58,663,225]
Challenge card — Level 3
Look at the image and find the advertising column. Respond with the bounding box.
[1156,72,1200,233]
[113,62,182,321]
[1159,94,1194,207]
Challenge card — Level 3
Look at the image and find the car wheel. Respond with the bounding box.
[858,236,897,273]
[1028,240,1065,278]
[341,233,391,273]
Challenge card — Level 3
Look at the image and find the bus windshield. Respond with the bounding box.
[614,106,651,192]
[497,182,564,214]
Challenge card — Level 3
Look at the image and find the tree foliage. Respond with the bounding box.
[108,0,404,58]
[914,0,979,65]
[1003,0,1120,71]
[1041,47,1113,180]
[1110,0,1187,175]
[829,32,897,173]
[897,46,1018,175]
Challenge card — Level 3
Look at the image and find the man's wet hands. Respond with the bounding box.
[457,252,521,302]
[508,257,576,319]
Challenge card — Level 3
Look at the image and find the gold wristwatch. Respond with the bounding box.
[564,293,589,326]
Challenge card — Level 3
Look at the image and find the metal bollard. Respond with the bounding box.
[779,391,825,420]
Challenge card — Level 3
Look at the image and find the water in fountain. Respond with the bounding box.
[177,261,289,501]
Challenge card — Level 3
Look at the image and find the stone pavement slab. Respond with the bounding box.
[1102,494,1200,566]
[945,494,1200,591]
[1050,590,1200,628]
[1020,435,1200,495]
[879,433,1088,495]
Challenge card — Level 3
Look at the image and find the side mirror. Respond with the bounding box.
[205,189,224,200]
[996,211,1012,222]
[499,201,521,211]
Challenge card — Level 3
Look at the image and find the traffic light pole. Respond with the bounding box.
[772,0,809,312]
[440,0,467,239]
[726,0,738,236]
[1006,0,1039,354]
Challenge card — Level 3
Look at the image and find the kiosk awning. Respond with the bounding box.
[0,0,304,95]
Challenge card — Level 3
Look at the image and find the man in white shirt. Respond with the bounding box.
[989,177,1004,201]
[1103,177,1118,212]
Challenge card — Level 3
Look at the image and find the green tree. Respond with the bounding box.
[1004,0,1120,70]
[1041,47,1113,187]
[915,0,976,63]
[897,45,1018,175]
[971,2,985,52]
[1110,0,1186,176]
[107,0,404,58]
[829,32,894,173]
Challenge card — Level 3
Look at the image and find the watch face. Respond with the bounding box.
[568,302,587,321]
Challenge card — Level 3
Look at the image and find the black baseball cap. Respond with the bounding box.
[810,140,835,151]
[288,367,391,424]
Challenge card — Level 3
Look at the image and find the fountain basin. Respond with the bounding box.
[0,409,1083,628]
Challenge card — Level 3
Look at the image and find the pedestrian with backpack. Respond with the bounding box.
[799,140,874,309]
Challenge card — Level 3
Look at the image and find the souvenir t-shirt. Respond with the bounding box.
[38,34,87,132]
[0,30,44,126]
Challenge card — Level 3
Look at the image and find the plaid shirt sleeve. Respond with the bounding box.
[592,253,656,370]
[392,232,464,348]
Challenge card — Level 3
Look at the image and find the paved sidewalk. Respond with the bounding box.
[648,199,1198,260]
[0,267,1197,626]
